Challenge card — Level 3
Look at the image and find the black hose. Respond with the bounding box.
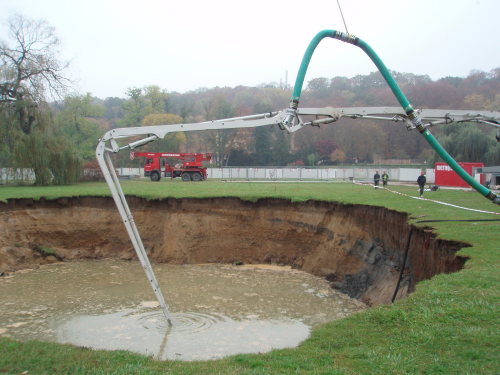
[391,219,500,303]
[391,226,413,303]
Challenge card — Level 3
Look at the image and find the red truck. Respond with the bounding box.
[131,151,212,182]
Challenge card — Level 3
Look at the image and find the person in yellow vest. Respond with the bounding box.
[382,171,388,187]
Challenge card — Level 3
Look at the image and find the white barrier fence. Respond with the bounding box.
[0,168,36,183]
[207,167,338,180]
[114,166,434,183]
[200,167,436,183]
[114,166,435,183]
[117,167,143,177]
[0,166,435,184]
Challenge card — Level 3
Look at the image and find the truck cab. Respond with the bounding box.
[144,158,160,180]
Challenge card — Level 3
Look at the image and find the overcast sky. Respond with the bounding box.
[1,0,498,99]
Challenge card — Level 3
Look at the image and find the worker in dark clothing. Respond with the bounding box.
[417,171,426,197]
[382,171,389,187]
[374,170,380,189]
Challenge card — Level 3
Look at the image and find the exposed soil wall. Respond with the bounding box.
[0,197,468,306]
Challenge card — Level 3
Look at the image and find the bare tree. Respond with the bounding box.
[0,13,72,134]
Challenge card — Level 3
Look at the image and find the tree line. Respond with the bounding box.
[1,14,499,185]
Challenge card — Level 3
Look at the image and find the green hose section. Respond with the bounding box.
[290,30,499,204]
[356,39,411,112]
[420,128,491,197]
[292,30,336,101]
[355,37,495,201]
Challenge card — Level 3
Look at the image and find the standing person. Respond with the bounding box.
[382,171,389,187]
[417,171,426,198]
[374,170,380,189]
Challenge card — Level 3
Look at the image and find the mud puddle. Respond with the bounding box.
[0,260,366,360]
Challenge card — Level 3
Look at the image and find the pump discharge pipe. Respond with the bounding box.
[284,30,500,206]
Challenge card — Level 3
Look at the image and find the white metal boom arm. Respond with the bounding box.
[96,106,500,323]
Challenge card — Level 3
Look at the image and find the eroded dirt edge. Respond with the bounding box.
[0,196,469,306]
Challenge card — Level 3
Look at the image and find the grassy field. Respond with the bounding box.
[1,179,500,374]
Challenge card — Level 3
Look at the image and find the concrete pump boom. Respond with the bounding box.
[97,26,500,323]
[96,106,500,324]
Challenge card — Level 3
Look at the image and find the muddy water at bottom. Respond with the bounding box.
[0,260,366,360]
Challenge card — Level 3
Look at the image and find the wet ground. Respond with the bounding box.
[0,260,366,360]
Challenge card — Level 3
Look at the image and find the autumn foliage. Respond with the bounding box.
[81,160,104,182]
[95,68,500,167]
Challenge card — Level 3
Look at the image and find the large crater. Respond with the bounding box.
[0,197,468,306]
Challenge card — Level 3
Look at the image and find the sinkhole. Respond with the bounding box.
[0,197,468,359]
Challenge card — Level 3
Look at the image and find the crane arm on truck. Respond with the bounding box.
[95,106,500,324]
[131,152,212,164]
[131,152,211,160]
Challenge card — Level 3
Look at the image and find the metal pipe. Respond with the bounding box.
[217,111,279,122]
[345,115,407,122]
[476,120,500,128]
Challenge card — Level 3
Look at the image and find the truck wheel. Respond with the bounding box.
[150,172,160,182]
[191,172,202,182]
[182,173,191,182]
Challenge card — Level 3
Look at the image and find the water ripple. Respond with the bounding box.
[137,311,229,334]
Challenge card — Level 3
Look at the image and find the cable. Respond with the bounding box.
[391,218,500,303]
[391,227,413,303]
[411,231,430,293]
[336,0,349,34]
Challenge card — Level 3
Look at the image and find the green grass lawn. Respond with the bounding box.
[1,179,500,374]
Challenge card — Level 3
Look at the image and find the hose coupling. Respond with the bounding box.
[333,31,359,45]
[491,193,500,205]
[283,107,297,126]
[406,109,425,133]
[412,116,426,133]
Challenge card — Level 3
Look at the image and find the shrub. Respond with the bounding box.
[81,160,104,182]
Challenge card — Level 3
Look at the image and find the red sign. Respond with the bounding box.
[343,169,346,172]
[237,168,240,172]
[435,162,483,187]
[308,169,311,172]
[290,168,294,172]
[129,168,132,171]
[130,151,134,160]
[255,168,259,171]
[219,168,222,171]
